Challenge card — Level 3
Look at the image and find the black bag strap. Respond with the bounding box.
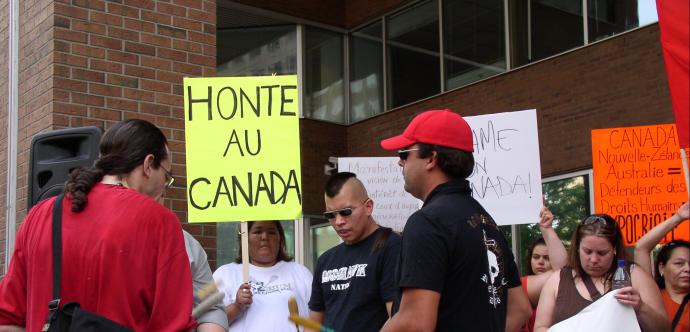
[672,293,690,331]
[581,273,603,301]
[50,194,65,308]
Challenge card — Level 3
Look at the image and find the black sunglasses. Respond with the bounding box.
[323,199,370,220]
[397,148,420,160]
[323,207,353,220]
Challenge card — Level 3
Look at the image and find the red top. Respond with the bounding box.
[661,289,689,332]
[518,276,536,332]
[0,183,196,331]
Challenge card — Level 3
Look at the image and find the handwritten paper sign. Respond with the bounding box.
[338,157,422,232]
[184,76,302,223]
[592,124,689,245]
[342,110,542,228]
[465,109,543,225]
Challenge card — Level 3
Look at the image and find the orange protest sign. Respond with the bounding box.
[592,124,689,246]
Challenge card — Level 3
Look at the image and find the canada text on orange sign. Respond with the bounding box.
[592,124,689,246]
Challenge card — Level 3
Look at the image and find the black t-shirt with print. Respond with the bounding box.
[393,179,521,332]
[309,227,401,332]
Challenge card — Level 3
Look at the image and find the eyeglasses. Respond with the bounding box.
[582,215,615,228]
[161,165,175,188]
[397,148,420,160]
[323,199,370,220]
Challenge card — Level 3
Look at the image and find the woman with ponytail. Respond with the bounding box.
[0,119,197,332]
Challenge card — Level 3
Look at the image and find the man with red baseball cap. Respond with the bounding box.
[379,110,531,332]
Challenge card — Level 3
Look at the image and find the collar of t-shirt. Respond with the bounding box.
[423,179,471,207]
[345,227,383,248]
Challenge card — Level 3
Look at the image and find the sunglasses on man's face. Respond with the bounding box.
[323,199,370,220]
[323,207,353,220]
[397,148,420,160]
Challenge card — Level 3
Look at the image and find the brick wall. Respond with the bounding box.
[299,119,347,215]
[50,0,218,266]
[0,0,56,273]
[346,24,672,178]
[16,0,55,228]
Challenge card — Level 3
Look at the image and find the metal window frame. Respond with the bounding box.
[438,0,446,92]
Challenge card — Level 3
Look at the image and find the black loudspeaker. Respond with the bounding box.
[28,126,103,211]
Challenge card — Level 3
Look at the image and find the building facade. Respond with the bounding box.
[1,0,673,273]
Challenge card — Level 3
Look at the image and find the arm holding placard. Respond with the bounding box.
[633,202,689,274]
[539,207,567,271]
[523,206,568,306]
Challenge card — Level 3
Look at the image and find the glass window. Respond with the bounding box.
[308,218,341,271]
[304,27,346,124]
[517,173,592,274]
[350,21,384,122]
[443,0,506,90]
[387,0,440,108]
[510,0,584,67]
[587,0,658,42]
[216,221,296,266]
[217,26,297,76]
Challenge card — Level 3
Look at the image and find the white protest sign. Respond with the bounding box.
[466,109,543,225]
[338,157,421,232]
[548,292,640,332]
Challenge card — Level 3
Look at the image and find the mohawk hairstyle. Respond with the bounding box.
[325,172,357,198]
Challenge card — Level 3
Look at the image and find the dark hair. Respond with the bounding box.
[418,143,474,179]
[64,119,169,212]
[525,237,546,275]
[235,221,293,264]
[325,172,357,198]
[568,214,626,282]
[654,240,690,289]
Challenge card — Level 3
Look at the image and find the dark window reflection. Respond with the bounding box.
[444,0,506,90]
[217,26,296,76]
[350,22,384,122]
[510,0,584,67]
[588,0,656,42]
[387,0,440,108]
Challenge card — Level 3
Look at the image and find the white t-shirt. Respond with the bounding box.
[214,261,313,332]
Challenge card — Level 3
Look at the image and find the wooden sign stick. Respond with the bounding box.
[241,221,250,283]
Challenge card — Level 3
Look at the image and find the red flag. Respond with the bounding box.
[656,0,689,149]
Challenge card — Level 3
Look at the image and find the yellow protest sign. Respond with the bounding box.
[184,76,302,222]
[592,124,689,245]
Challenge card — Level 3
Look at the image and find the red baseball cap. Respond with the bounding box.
[380,109,474,152]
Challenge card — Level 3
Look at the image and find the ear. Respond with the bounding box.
[142,154,156,178]
[364,198,374,216]
[424,150,438,171]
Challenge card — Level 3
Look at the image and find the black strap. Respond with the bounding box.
[581,273,603,301]
[672,293,690,331]
[51,194,64,307]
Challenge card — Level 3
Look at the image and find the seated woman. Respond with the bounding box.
[214,221,312,331]
[517,207,568,332]
[533,214,669,332]
[634,202,689,332]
